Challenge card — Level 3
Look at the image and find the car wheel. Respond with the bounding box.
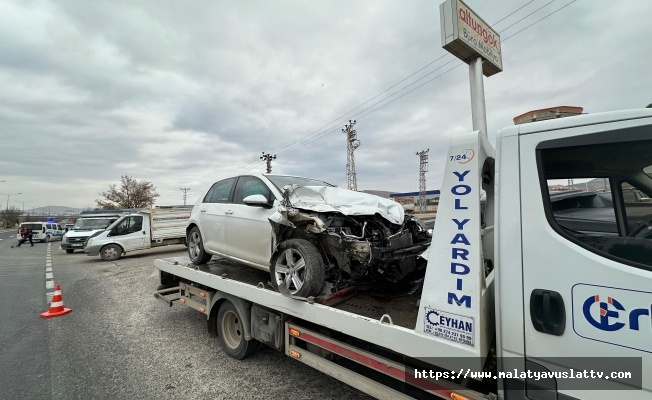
[45,235,51,243]
[100,244,122,261]
[65,249,74,254]
[188,227,212,264]
[217,301,258,359]
[270,239,325,298]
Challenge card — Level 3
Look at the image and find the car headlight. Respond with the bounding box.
[87,238,93,246]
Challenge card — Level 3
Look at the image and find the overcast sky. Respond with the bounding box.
[1,0,651,210]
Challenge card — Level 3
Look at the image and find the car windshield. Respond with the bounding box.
[265,175,334,191]
[21,223,42,230]
[72,218,116,230]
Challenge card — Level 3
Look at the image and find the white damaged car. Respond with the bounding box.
[186,174,431,298]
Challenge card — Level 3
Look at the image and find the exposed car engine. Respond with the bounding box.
[269,185,432,295]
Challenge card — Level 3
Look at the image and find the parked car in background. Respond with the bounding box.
[18,222,64,243]
[186,174,431,298]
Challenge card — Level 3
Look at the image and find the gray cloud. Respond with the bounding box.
[1,0,651,209]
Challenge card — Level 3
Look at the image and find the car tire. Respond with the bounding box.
[65,249,74,254]
[270,239,325,298]
[45,235,51,243]
[217,301,258,359]
[100,244,122,261]
[188,227,212,265]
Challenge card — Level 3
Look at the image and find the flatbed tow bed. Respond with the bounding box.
[154,256,494,400]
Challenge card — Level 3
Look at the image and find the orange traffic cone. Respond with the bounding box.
[40,284,72,318]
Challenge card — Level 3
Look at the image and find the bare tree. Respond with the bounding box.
[1,206,21,229]
[96,176,160,209]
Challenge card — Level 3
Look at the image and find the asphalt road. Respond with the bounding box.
[0,232,371,400]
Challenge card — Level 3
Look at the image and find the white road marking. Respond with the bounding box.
[46,243,54,294]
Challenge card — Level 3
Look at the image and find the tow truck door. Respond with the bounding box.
[518,116,652,399]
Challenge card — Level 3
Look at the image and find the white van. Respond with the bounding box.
[18,222,64,243]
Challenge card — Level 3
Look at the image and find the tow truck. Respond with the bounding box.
[153,108,652,400]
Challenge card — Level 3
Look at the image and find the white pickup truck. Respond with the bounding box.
[60,210,134,253]
[153,108,652,400]
[85,206,192,261]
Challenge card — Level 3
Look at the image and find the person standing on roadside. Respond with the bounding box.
[16,226,33,247]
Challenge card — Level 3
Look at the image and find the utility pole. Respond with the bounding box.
[180,188,190,206]
[416,149,429,214]
[15,200,33,215]
[260,152,276,174]
[343,120,360,191]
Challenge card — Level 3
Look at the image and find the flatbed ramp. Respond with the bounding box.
[154,257,493,400]
[154,256,482,362]
[157,256,419,328]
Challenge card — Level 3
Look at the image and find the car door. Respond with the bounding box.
[199,177,236,254]
[223,176,278,267]
[519,122,652,398]
[110,216,146,252]
[56,224,64,240]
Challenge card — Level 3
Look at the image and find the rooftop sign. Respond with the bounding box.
[439,0,503,76]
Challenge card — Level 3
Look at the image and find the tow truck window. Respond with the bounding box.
[539,136,652,269]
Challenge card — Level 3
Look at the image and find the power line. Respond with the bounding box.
[260,2,559,160]
[267,1,546,159]
[503,0,577,41]
[224,0,578,178]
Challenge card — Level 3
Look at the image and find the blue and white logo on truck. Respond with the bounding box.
[424,307,474,346]
[573,284,652,353]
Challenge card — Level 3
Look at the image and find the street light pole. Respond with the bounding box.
[1,192,22,211]
[15,200,33,214]
[0,192,22,229]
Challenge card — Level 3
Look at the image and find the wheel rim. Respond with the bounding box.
[221,310,242,350]
[104,246,117,259]
[189,231,201,260]
[45,236,50,243]
[274,248,306,294]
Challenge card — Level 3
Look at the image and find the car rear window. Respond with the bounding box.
[22,223,42,230]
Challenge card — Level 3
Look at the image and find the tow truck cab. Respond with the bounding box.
[493,108,652,397]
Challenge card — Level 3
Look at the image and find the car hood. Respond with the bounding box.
[281,185,404,225]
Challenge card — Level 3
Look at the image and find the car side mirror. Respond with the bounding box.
[243,194,272,209]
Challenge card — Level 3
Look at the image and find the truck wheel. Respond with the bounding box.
[100,244,122,261]
[65,249,74,254]
[217,301,258,359]
[270,239,325,298]
[188,227,212,264]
